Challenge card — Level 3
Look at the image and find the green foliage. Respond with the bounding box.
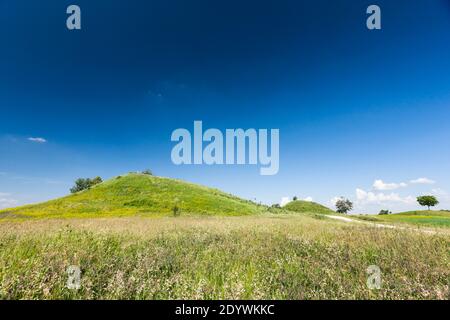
[417,195,439,210]
[284,200,334,214]
[335,198,353,214]
[379,210,391,215]
[142,169,153,175]
[70,177,103,193]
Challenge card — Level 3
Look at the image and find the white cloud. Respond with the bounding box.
[280,197,291,207]
[0,197,18,209]
[373,179,407,191]
[329,196,342,207]
[303,196,313,202]
[356,188,415,204]
[410,177,435,185]
[431,188,447,196]
[28,137,47,143]
[0,192,11,197]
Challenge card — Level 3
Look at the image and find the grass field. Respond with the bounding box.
[0,174,449,300]
[356,210,450,228]
[0,215,449,300]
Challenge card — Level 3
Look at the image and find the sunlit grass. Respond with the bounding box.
[0,174,262,218]
[1,215,448,300]
[355,211,450,228]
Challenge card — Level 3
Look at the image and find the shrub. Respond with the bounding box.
[70,177,103,193]
[142,169,153,175]
[379,210,391,215]
[172,205,180,217]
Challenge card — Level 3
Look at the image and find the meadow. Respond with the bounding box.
[0,174,449,300]
[355,210,450,228]
[0,214,448,300]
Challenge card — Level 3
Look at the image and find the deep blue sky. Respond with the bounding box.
[1,0,450,213]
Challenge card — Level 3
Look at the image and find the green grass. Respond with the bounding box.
[1,174,448,299]
[0,215,448,300]
[0,174,263,218]
[356,210,450,228]
[283,200,334,214]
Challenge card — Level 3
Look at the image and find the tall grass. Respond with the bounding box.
[0,215,448,299]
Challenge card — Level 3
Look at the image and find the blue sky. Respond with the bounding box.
[1,0,450,213]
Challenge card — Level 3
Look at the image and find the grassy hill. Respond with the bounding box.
[0,174,262,218]
[283,200,334,214]
[356,210,450,228]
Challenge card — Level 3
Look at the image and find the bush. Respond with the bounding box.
[172,205,180,217]
[142,169,153,175]
[70,177,103,193]
[379,210,391,215]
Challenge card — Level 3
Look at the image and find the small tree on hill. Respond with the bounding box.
[91,176,103,185]
[293,196,298,201]
[142,169,153,175]
[335,198,353,214]
[70,177,103,193]
[417,195,439,210]
[379,209,391,215]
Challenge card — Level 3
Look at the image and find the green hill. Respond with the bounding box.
[375,210,450,228]
[283,200,334,214]
[1,174,262,218]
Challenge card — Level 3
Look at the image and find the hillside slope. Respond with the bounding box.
[1,174,262,218]
[283,200,334,214]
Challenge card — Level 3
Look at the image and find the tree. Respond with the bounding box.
[417,195,439,210]
[70,177,103,193]
[70,178,89,193]
[142,169,153,175]
[91,176,103,185]
[293,196,298,201]
[335,198,353,214]
[379,209,391,215]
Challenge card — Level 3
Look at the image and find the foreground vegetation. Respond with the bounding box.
[0,215,448,299]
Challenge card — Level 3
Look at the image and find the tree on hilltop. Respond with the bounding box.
[417,195,439,210]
